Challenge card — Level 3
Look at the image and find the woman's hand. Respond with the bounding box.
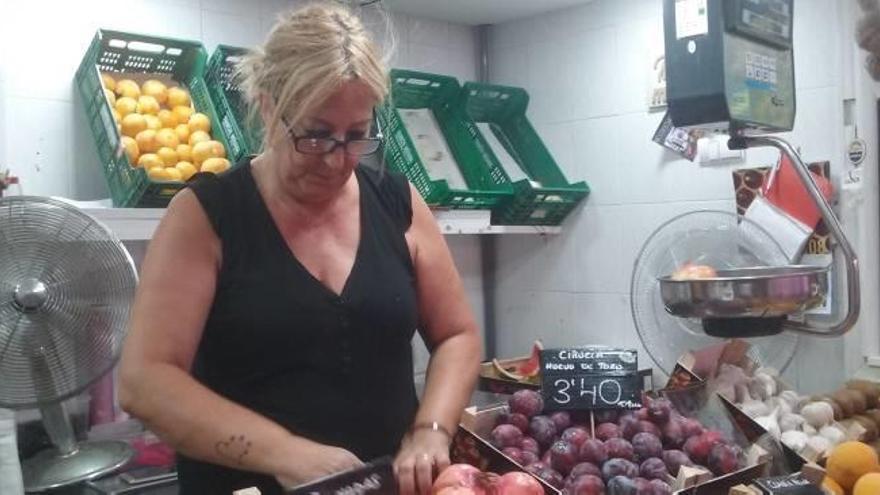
[394,427,451,495]
[275,443,363,489]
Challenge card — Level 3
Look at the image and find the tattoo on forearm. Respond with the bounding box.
[215,434,252,465]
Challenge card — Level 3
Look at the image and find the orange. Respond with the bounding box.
[115,97,138,117]
[164,167,183,181]
[187,112,211,133]
[174,123,191,143]
[157,109,178,128]
[191,140,224,165]
[156,147,179,166]
[120,136,139,164]
[137,153,163,170]
[135,129,159,154]
[172,105,194,123]
[111,108,121,123]
[155,128,180,149]
[147,166,172,181]
[141,80,168,105]
[167,86,191,108]
[854,473,880,495]
[827,441,880,490]
[823,476,844,495]
[188,130,210,146]
[137,95,160,115]
[115,79,140,99]
[144,114,162,131]
[175,161,198,181]
[101,73,116,92]
[121,113,147,138]
[176,144,192,162]
[200,157,230,174]
[104,88,116,108]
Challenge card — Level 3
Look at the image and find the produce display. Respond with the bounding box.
[101,73,230,182]
[823,441,880,494]
[432,464,544,495]
[487,390,748,494]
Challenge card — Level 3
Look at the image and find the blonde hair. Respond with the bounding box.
[238,2,390,149]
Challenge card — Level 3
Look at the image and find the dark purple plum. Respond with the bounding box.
[565,474,605,495]
[707,443,740,476]
[578,438,608,466]
[594,410,620,423]
[639,457,668,480]
[647,398,673,425]
[550,411,572,431]
[509,389,544,418]
[619,415,641,440]
[635,408,650,421]
[529,415,558,448]
[661,418,686,449]
[661,450,693,476]
[542,449,552,465]
[549,440,579,475]
[506,413,530,434]
[520,436,540,455]
[533,467,564,489]
[596,422,621,441]
[679,417,705,438]
[601,458,639,481]
[633,478,653,495]
[631,432,663,462]
[562,426,591,450]
[502,447,525,465]
[568,462,602,481]
[637,421,661,437]
[525,461,549,475]
[604,438,635,462]
[491,424,523,449]
[606,475,638,494]
[521,450,540,465]
[649,479,672,495]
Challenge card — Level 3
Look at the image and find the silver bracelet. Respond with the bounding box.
[411,421,453,439]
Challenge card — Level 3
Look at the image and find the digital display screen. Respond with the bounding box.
[739,0,792,42]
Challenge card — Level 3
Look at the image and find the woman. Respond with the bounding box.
[118,4,482,495]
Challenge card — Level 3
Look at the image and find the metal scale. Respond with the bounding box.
[659,0,860,337]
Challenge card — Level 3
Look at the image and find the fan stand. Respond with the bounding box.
[13,281,133,493]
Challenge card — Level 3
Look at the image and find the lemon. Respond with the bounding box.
[141,80,168,105]
[121,113,147,138]
[155,128,180,149]
[147,166,172,181]
[115,97,138,117]
[200,157,230,174]
[187,112,211,133]
[137,153,163,170]
[175,161,198,181]
[111,108,121,123]
[174,123,191,143]
[176,144,192,163]
[144,114,162,131]
[188,130,211,146]
[156,147,179,166]
[115,79,140,99]
[104,88,116,108]
[120,136,140,164]
[167,86,191,108]
[137,95,160,115]
[101,73,116,92]
[135,129,159,154]
[157,109,178,128]
[173,105,194,124]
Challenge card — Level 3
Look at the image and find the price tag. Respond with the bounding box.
[754,473,824,494]
[540,348,642,411]
[287,457,398,495]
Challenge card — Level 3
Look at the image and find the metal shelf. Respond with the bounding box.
[74,205,560,241]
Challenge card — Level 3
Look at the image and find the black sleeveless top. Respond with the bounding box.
[177,160,420,494]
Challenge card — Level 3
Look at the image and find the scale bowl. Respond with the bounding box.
[658,265,828,319]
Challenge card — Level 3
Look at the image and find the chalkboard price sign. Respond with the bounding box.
[540,348,642,411]
[754,473,824,494]
[288,457,398,495]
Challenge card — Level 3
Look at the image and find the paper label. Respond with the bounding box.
[675,0,709,39]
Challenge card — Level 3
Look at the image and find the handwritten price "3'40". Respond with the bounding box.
[551,378,640,408]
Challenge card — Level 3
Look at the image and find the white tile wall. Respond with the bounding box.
[489,0,856,391]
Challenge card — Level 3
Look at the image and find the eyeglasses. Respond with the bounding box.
[281,116,383,156]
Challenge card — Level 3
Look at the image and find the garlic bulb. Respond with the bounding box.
[820,425,847,446]
[740,399,771,418]
[748,378,770,401]
[767,397,793,416]
[735,383,754,404]
[781,430,809,452]
[803,423,818,436]
[754,372,778,398]
[779,412,805,432]
[755,407,781,439]
[805,435,833,455]
[801,402,834,429]
[779,390,800,407]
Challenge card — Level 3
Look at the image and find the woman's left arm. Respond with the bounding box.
[395,184,483,495]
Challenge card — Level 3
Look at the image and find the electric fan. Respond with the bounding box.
[0,196,138,491]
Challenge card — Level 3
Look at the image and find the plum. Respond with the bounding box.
[568,462,602,480]
[596,422,621,441]
[502,413,530,434]
[683,434,715,465]
[562,426,591,450]
[647,398,673,425]
[602,458,639,481]
[635,408,650,421]
[520,436,541,455]
[565,474,605,495]
[542,449,552,464]
[491,424,523,449]
[639,457,669,480]
[619,416,641,440]
[604,438,636,461]
[509,390,544,418]
[631,432,663,462]
[529,416,558,448]
[578,438,608,466]
[549,440,579,475]
[637,421,661,437]
[679,417,705,438]
[662,450,692,476]
[633,478,653,495]
[702,430,726,446]
[649,479,672,495]
[521,450,540,466]
[551,411,572,431]
[594,410,620,424]
[533,467,564,489]
[661,418,686,449]
[524,461,549,475]
[606,475,638,495]
[707,443,740,476]
[502,447,525,465]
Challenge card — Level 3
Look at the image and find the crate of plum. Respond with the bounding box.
[461,388,772,494]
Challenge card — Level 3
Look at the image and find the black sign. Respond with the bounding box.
[288,457,398,495]
[754,473,824,495]
[540,348,642,411]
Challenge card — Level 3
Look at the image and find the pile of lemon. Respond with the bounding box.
[102,73,231,182]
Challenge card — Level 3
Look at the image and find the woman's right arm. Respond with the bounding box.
[118,189,361,484]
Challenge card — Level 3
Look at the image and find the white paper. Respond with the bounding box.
[675,0,709,39]
[399,109,468,190]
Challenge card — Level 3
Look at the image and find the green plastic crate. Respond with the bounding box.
[459,82,590,225]
[205,44,262,164]
[377,69,513,209]
[74,29,233,207]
